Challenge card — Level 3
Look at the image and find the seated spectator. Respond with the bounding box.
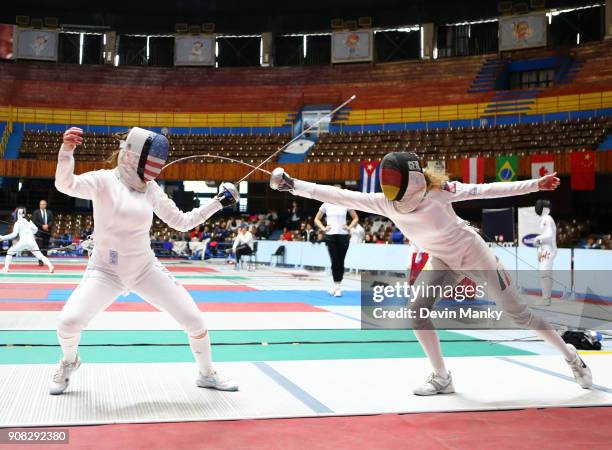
[256,221,269,239]
[301,223,316,243]
[231,224,254,270]
[315,231,326,243]
[280,227,293,241]
[391,228,404,244]
[585,235,601,249]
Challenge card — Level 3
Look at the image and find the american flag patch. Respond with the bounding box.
[142,134,169,182]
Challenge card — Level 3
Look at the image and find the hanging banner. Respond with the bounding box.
[499,13,547,51]
[174,35,215,66]
[16,28,58,61]
[332,30,373,63]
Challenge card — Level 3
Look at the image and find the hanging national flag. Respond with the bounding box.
[570,151,595,190]
[462,157,485,184]
[426,160,446,172]
[496,155,518,182]
[360,160,380,193]
[531,154,554,179]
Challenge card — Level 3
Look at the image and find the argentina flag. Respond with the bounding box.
[360,160,381,193]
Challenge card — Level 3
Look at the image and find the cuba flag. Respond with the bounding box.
[360,160,381,193]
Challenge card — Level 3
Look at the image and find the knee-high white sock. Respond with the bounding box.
[57,331,80,363]
[3,254,12,270]
[533,326,574,360]
[414,329,448,377]
[189,333,213,376]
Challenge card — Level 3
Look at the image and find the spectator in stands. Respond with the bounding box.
[301,223,316,243]
[280,227,293,241]
[32,200,54,265]
[201,225,212,242]
[584,235,601,249]
[350,222,365,244]
[231,224,254,270]
[256,221,269,239]
[287,201,302,230]
[364,233,374,244]
[391,228,405,244]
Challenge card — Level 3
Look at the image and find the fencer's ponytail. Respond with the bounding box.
[423,168,449,191]
[107,130,129,167]
[107,150,119,167]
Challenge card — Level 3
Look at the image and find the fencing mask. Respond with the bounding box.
[15,207,26,220]
[535,199,551,216]
[117,127,169,192]
[379,152,427,212]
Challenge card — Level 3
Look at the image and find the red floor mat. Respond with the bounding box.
[9,407,611,450]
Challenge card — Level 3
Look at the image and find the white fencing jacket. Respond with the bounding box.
[293,178,540,269]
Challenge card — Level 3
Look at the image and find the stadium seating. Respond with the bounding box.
[307,116,612,162]
[18,131,291,163]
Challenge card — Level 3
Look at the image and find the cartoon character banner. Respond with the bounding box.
[174,35,215,66]
[16,28,58,61]
[331,30,373,63]
[499,13,547,51]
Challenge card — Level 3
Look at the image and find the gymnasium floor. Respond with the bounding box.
[0,258,611,449]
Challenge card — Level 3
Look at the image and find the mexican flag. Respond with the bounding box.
[496,155,518,182]
[531,154,554,179]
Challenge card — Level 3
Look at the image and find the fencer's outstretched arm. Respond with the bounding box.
[294,180,389,216]
[146,181,239,232]
[442,179,540,203]
[270,168,390,216]
[443,172,559,203]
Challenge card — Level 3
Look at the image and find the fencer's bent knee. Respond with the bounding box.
[190,330,208,339]
[506,305,538,328]
[57,312,86,335]
[183,315,207,337]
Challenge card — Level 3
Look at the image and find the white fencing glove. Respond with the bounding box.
[269,167,295,192]
[216,182,240,207]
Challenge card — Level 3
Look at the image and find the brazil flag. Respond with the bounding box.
[496,155,518,182]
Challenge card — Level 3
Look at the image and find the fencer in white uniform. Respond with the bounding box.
[0,207,55,273]
[50,126,240,395]
[534,199,557,306]
[270,152,592,395]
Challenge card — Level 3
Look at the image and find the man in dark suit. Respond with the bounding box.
[33,200,54,265]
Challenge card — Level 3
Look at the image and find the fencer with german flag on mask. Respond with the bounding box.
[51,126,239,395]
[270,152,592,395]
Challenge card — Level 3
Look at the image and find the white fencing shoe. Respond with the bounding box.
[565,344,592,389]
[49,356,81,395]
[413,372,455,396]
[196,370,239,392]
